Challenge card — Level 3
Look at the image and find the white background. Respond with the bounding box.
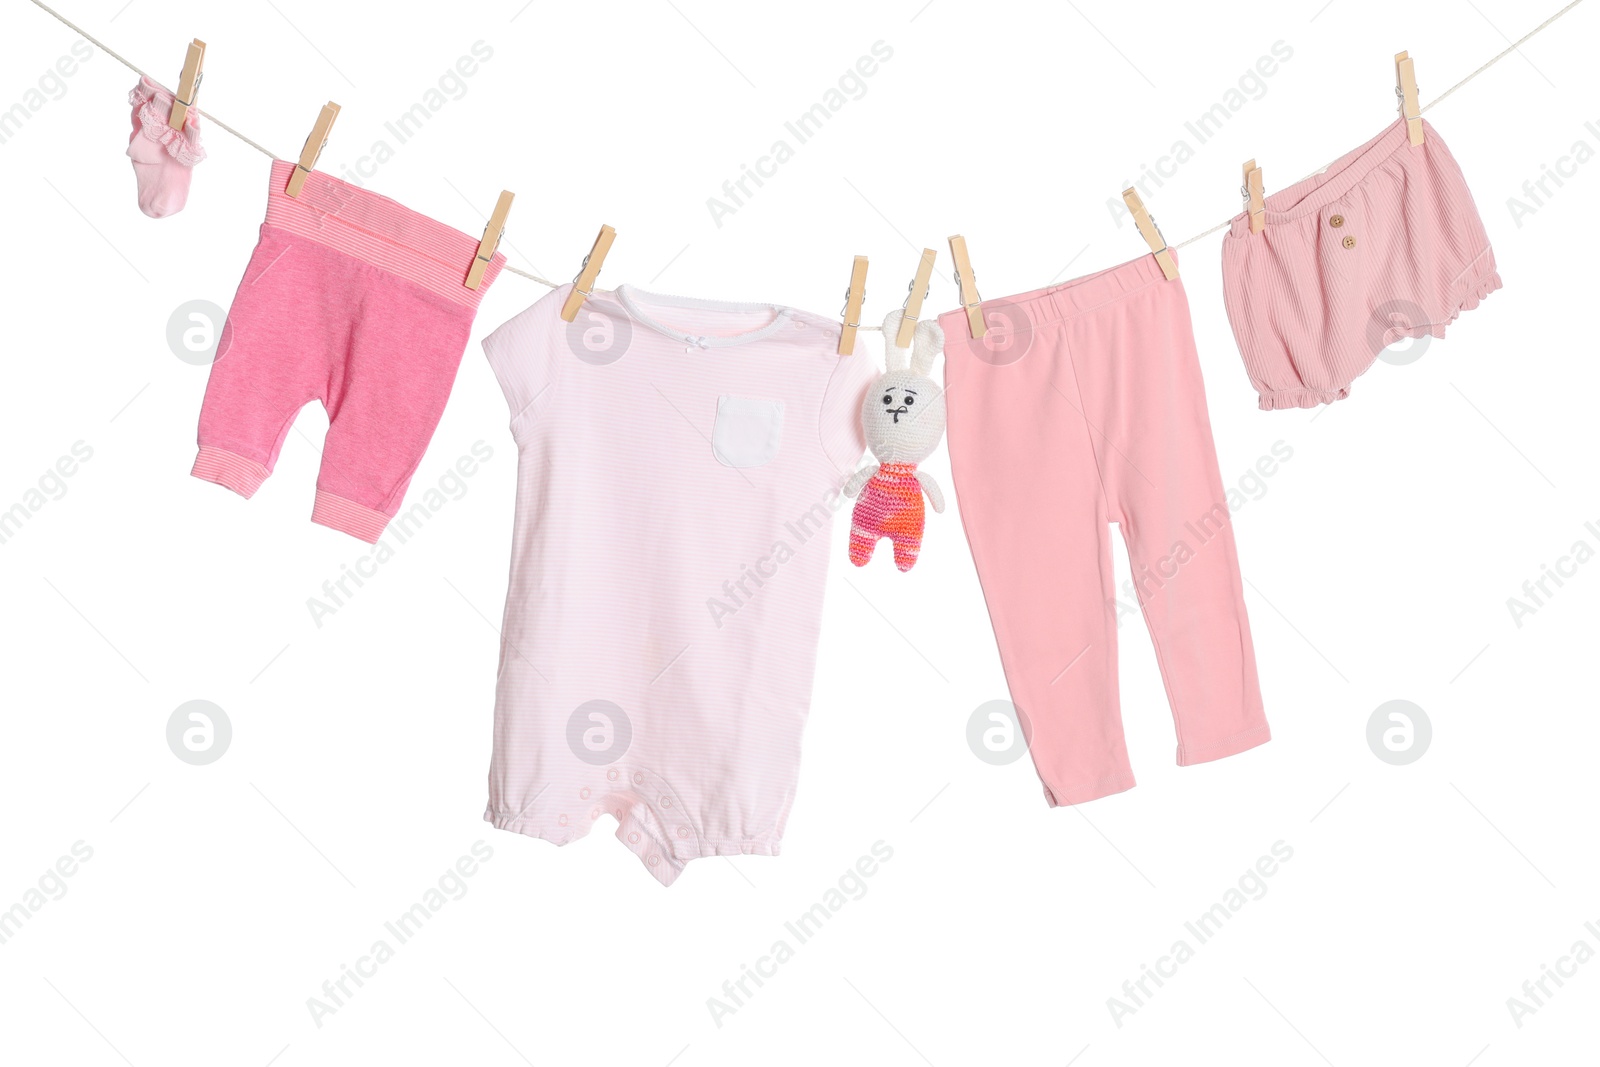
[2,0,1597,1063]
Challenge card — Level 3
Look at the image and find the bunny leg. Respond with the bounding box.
[891,532,921,572]
[849,495,881,566]
[849,526,880,566]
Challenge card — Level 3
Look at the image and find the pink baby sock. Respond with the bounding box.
[126,77,204,218]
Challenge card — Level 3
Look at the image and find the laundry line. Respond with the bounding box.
[25,0,1589,319]
[1171,0,1586,250]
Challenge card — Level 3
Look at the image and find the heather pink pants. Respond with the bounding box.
[192,160,503,542]
[938,253,1269,806]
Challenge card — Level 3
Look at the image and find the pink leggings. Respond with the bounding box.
[938,253,1269,805]
[192,161,503,542]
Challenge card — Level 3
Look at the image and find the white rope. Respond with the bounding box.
[1171,219,1233,250]
[1421,0,1583,115]
[26,0,279,160]
[501,264,560,286]
[23,0,1588,310]
[1172,0,1586,249]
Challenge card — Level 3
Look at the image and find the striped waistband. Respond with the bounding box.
[262,160,504,309]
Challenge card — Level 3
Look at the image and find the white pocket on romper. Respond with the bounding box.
[712,395,785,468]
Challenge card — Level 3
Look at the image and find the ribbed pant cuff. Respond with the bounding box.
[310,490,390,543]
[192,446,270,498]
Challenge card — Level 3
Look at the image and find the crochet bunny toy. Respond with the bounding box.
[844,309,946,571]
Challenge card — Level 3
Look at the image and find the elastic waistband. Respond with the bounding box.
[262,160,504,308]
[1228,118,1424,235]
[938,249,1175,338]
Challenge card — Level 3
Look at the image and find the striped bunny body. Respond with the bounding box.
[849,463,926,571]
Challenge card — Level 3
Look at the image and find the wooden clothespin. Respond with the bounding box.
[894,248,937,348]
[560,225,616,322]
[1121,189,1178,280]
[948,235,984,338]
[286,102,340,197]
[1243,159,1266,234]
[1395,51,1423,145]
[168,38,205,130]
[837,256,868,355]
[465,190,513,290]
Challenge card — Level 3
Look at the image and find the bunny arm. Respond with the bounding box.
[844,464,879,498]
[914,470,945,513]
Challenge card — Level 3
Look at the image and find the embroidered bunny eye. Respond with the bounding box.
[882,394,893,404]
[903,395,915,406]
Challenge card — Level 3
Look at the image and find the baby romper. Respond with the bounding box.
[481,284,877,885]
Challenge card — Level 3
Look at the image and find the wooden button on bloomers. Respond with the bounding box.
[1330,214,1345,227]
[1342,235,1357,249]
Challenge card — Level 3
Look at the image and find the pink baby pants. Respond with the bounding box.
[191,160,504,542]
[939,252,1269,806]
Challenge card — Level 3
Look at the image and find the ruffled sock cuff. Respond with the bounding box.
[128,76,205,166]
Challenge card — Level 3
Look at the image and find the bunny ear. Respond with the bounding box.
[909,317,944,378]
[881,308,911,372]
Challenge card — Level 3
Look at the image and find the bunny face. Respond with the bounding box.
[862,310,947,465]
[862,368,945,464]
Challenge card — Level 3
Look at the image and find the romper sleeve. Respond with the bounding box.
[481,285,569,443]
[818,336,879,475]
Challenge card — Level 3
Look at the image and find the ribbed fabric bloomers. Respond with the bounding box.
[191,160,504,541]
[1222,117,1500,409]
[939,252,1270,806]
